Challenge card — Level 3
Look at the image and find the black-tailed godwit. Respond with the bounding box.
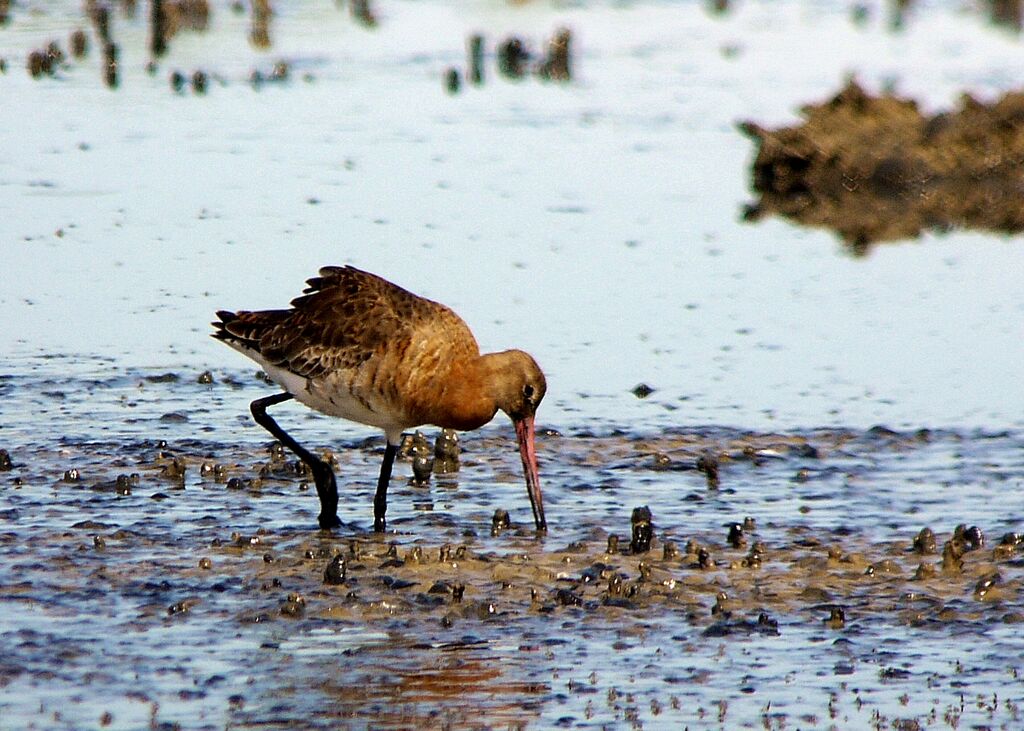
[212,265,547,532]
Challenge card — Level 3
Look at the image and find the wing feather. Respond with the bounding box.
[212,266,472,381]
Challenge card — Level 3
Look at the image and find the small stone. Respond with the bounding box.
[271,60,289,81]
[103,42,118,88]
[555,588,582,607]
[280,594,305,617]
[957,525,984,551]
[497,36,529,79]
[696,450,720,488]
[912,527,937,554]
[411,455,433,484]
[726,523,745,549]
[537,27,572,82]
[70,29,88,58]
[491,509,511,535]
[324,554,346,585]
[433,429,460,473]
[941,539,964,573]
[631,383,654,398]
[974,571,1001,599]
[192,69,207,94]
[170,70,186,92]
[913,562,937,581]
[630,506,653,554]
[399,430,431,459]
[825,607,846,628]
[444,67,460,94]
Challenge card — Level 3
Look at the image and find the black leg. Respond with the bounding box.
[373,442,398,533]
[250,393,341,530]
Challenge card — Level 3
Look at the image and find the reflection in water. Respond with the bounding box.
[742,79,1024,253]
[327,643,540,729]
[231,634,543,729]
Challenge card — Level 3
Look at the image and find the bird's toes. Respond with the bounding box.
[318,513,343,530]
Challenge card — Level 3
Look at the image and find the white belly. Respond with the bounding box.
[231,343,410,444]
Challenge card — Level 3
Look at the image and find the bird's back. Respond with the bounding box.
[213,266,481,437]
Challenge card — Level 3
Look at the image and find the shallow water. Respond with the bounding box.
[2,0,1024,729]
[3,369,1024,729]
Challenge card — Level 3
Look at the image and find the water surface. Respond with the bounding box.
[2,1,1024,728]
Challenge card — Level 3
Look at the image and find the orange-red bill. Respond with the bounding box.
[514,414,546,530]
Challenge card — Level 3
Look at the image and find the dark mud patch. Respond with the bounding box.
[741,79,1024,253]
[3,424,1024,728]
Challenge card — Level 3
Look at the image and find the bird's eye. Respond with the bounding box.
[523,384,535,400]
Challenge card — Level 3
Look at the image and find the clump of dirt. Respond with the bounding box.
[740,79,1024,253]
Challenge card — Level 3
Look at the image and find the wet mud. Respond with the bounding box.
[2,369,1024,728]
[742,79,1024,253]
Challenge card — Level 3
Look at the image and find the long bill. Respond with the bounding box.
[514,414,547,531]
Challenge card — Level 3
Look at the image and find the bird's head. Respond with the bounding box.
[487,349,547,531]
[491,349,546,422]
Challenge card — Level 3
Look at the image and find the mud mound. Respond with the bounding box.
[741,79,1024,253]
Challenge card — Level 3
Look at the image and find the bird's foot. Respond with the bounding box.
[311,463,340,531]
[318,512,343,530]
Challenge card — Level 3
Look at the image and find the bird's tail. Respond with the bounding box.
[211,309,288,350]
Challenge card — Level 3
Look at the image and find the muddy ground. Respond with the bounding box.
[3,395,1024,728]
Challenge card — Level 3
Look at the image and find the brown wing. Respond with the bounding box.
[213,266,472,380]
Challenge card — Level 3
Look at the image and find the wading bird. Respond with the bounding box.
[212,265,547,532]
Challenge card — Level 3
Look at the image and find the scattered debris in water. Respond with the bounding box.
[349,0,378,28]
[103,42,118,88]
[70,28,88,58]
[467,34,484,85]
[444,67,460,94]
[250,0,271,48]
[191,69,207,94]
[696,449,720,488]
[91,4,112,45]
[432,429,459,474]
[497,36,530,80]
[630,505,654,553]
[537,27,572,82]
[631,383,655,398]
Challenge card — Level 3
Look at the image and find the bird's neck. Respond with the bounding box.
[428,355,500,432]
